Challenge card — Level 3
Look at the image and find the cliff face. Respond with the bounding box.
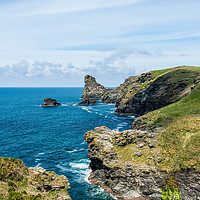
[84,67,200,200]
[101,73,153,104]
[85,120,200,200]
[0,157,71,200]
[114,67,200,116]
[81,75,106,99]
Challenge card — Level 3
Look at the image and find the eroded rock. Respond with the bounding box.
[76,98,97,106]
[41,98,61,107]
[81,75,106,99]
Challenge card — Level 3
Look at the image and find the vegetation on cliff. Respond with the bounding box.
[114,66,200,115]
[140,83,200,173]
[84,66,200,200]
[0,157,71,200]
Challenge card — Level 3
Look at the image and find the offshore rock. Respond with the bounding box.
[41,98,61,107]
[76,98,97,106]
[81,75,106,99]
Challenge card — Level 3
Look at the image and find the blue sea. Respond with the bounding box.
[0,88,135,200]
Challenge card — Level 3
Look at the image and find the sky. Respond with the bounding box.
[0,0,200,87]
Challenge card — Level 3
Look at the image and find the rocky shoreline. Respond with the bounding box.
[83,66,200,200]
[84,122,200,200]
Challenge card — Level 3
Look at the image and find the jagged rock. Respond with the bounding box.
[101,89,119,104]
[84,122,200,200]
[41,98,61,107]
[115,68,200,116]
[76,98,97,106]
[81,75,106,99]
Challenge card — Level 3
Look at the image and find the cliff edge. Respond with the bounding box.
[84,66,200,200]
[0,157,71,200]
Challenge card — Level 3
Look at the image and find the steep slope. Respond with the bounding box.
[115,66,200,115]
[84,70,200,200]
[81,75,106,99]
[0,157,71,200]
[101,72,154,104]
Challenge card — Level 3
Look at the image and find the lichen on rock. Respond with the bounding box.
[81,75,106,99]
[84,66,200,200]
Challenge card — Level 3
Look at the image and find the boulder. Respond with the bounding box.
[41,98,61,107]
[76,98,97,106]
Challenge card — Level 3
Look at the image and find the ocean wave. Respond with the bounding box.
[35,163,42,168]
[115,122,128,130]
[81,141,87,145]
[82,107,93,113]
[65,149,78,153]
[35,152,45,157]
[69,162,88,169]
[57,159,91,183]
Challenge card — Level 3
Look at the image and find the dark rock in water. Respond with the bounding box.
[41,98,61,107]
[81,75,106,99]
[76,98,97,106]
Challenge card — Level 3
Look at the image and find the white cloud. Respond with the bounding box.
[0,0,200,86]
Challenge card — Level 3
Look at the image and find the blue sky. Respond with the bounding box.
[0,0,200,87]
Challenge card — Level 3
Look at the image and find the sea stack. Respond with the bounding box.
[41,98,61,107]
[81,75,106,99]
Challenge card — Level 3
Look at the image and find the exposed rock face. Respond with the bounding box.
[41,98,61,107]
[81,75,106,99]
[101,89,119,104]
[84,124,200,200]
[76,98,97,106]
[115,69,200,116]
[101,73,154,105]
[84,66,200,200]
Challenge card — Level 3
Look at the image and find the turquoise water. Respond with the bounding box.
[0,88,135,200]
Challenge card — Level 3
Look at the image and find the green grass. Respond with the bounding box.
[157,84,200,117]
[141,84,200,172]
[0,157,71,200]
[150,65,200,78]
[161,175,181,200]
[114,76,200,172]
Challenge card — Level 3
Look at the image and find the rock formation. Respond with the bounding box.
[76,98,97,106]
[85,120,200,200]
[84,66,200,200]
[81,75,106,99]
[41,98,61,107]
[0,157,71,200]
[114,67,200,116]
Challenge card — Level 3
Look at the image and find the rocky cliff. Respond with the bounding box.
[115,67,200,116]
[0,157,71,200]
[101,72,154,105]
[81,75,106,99]
[84,66,200,200]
